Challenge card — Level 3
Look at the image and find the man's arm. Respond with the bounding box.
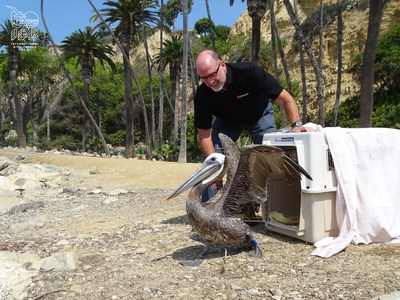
[274,89,315,132]
[198,128,215,156]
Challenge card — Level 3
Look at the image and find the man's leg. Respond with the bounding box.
[211,118,242,150]
[248,102,277,144]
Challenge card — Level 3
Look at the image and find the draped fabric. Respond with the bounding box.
[310,127,400,257]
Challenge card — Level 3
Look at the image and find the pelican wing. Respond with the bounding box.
[219,141,311,217]
[246,144,312,188]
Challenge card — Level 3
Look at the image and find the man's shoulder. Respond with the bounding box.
[195,83,214,104]
[227,62,265,78]
[227,61,257,70]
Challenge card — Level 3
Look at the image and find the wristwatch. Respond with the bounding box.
[291,121,303,128]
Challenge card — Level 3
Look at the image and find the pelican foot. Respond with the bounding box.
[248,245,263,258]
[179,259,204,266]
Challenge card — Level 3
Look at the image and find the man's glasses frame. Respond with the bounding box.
[199,61,221,81]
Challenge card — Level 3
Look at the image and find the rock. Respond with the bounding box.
[89,189,103,195]
[35,252,78,272]
[108,189,128,196]
[8,201,44,214]
[0,251,41,300]
[103,197,119,205]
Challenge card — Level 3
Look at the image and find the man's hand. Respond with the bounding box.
[211,178,224,191]
[292,125,317,133]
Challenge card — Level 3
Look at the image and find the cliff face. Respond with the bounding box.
[229,0,400,119]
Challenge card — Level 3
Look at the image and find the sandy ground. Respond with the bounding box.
[0,148,201,191]
[0,148,399,300]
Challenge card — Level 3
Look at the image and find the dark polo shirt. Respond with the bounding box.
[194,62,283,129]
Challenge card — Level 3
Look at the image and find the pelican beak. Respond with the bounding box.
[166,153,225,200]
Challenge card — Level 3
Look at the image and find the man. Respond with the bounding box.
[194,50,314,200]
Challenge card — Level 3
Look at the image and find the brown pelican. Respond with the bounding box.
[167,133,312,266]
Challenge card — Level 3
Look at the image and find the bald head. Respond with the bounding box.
[196,50,220,74]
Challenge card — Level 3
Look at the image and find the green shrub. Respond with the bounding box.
[49,135,79,151]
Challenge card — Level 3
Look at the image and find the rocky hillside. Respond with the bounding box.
[124,1,399,121]
[229,0,400,119]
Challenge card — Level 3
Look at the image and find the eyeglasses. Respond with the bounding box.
[198,61,221,81]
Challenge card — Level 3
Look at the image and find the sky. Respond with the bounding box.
[0,0,248,44]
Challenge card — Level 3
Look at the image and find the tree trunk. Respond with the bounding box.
[46,98,50,146]
[10,71,26,148]
[122,45,135,157]
[359,0,385,128]
[333,0,343,126]
[41,0,110,156]
[269,0,284,126]
[8,47,26,148]
[294,0,308,124]
[188,38,199,149]
[247,0,267,64]
[82,82,91,152]
[251,16,261,64]
[270,0,292,127]
[283,0,325,125]
[318,0,325,125]
[142,24,156,151]
[173,67,180,146]
[157,0,165,148]
[205,0,216,51]
[178,0,189,163]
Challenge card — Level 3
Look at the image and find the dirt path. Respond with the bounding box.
[0,148,399,300]
[0,148,200,190]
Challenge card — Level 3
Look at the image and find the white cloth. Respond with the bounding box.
[311,127,400,257]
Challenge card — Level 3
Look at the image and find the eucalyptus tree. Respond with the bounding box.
[293,0,308,124]
[61,27,116,152]
[318,0,324,124]
[153,35,183,145]
[93,0,159,158]
[268,0,292,127]
[141,24,156,151]
[178,0,189,163]
[230,0,266,63]
[332,0,343,126]
[17,47,62,144]
[162,0,193,28]
[157,0,165,148]
[0,20,26,147]
[359,0,387,127]
[283,0,325,125]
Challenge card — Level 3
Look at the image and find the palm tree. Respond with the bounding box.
[205,0,216,51]
[61,27,116,152]
[359,0,386,127]
[154,35,183,145]
[0,20,26,147]
[93,0,159,158]
[230,0,266,63]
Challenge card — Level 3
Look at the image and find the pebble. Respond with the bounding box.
[103,197,119,205]
[109,189,128,196]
